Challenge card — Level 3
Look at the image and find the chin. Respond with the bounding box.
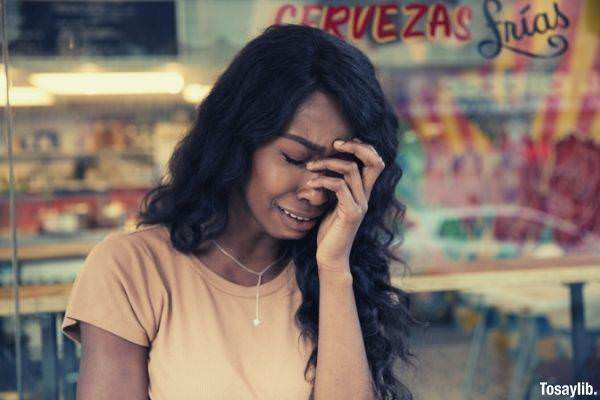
[267,223,311,240]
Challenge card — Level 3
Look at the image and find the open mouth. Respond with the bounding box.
[276,204,318,222]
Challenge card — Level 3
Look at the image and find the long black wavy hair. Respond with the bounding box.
[138,24,422,400]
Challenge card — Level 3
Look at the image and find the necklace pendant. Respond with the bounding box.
[253,318,261,327]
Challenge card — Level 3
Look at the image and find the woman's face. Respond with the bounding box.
[241,91,354,239]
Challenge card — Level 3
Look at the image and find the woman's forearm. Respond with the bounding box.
[313,266,375,400]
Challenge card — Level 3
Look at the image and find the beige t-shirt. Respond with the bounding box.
[61,225,314,400]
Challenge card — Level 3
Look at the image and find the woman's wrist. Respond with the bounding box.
[317,263,353,285]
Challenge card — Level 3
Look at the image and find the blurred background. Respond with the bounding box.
[0,0,598,399]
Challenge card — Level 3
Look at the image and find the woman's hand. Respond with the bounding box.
[305,138,386,276]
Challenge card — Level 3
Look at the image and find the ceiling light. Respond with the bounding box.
[183,83,211,104]
[0,86,55,107]
[30,72,184,95]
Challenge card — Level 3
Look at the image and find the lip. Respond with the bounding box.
[275,203,320,232]
[275,204,322,220]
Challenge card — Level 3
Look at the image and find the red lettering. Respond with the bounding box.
[454,6,472,41]
[402,3,428,39]
[428,4,451,39]
[350,5,376,40]
[301,4,323,28]
[323,6,350,39]
[373,3,399,43]
[274,4,297,25]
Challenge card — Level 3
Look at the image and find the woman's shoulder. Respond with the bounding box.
[87,224,175,274]
[63,225,170,346]
[98,224,171,255]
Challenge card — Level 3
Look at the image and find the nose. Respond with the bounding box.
[296,170,331,208]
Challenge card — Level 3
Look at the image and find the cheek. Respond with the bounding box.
[246,159,291,210]
[266,167,292,192]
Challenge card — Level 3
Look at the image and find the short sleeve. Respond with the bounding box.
[61,233,163,347]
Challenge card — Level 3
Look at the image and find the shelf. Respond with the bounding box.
[0,185,151,200]
[0,150,154,163]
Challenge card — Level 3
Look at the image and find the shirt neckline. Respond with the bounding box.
[186,253,296,298]
[153,225,295,298]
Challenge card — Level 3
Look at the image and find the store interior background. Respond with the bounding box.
[1,0,599,399]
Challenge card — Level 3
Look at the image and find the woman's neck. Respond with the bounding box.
[194,224,290,287]
[193,190,290,286]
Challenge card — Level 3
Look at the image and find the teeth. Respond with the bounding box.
[280,207,312,221]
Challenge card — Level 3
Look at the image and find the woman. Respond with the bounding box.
[62,24,420,400]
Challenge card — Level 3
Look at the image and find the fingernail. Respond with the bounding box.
[333,139,344,147]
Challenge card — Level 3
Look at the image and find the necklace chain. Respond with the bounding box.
[210,239,288,327]
[210,240,286,277]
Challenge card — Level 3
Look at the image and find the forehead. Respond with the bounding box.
[282,91,353,152]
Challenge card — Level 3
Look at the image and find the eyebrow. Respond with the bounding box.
[282,133,328,154]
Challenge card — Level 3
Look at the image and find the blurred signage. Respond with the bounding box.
[274,2,473,43]
[272,1,572,60]
[478,0,570,59]
[8,0,177,56]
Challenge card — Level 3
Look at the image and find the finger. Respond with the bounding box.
[306,176,366,222]
[306,158,368,207]
[333,139,385,197]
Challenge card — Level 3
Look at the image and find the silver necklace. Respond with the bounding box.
[211,240,288,327]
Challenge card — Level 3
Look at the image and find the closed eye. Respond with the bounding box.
[282,153,309,167]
